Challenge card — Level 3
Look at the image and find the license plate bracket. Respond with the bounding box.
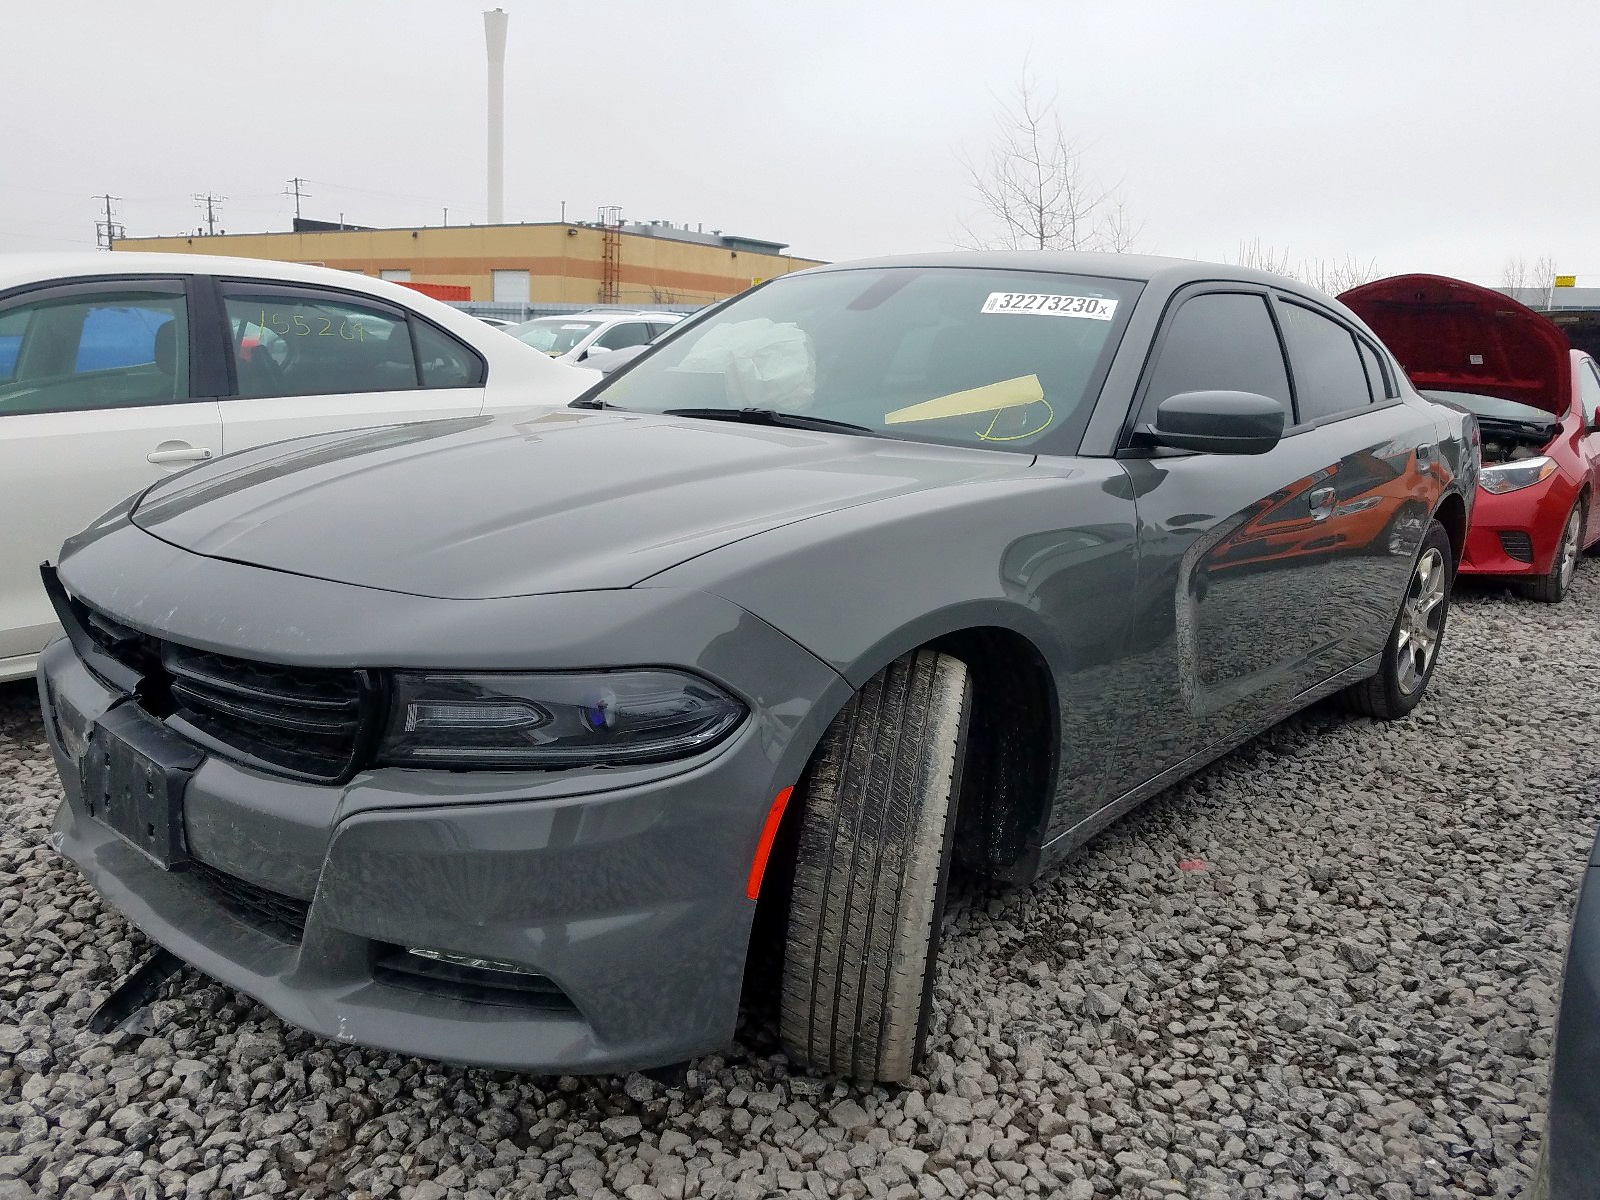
[81,705,204,870]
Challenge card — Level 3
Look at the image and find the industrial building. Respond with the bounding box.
[112,219,825,307]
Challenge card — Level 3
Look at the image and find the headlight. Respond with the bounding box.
[1479,456,1557,494]
[378,670,746,768]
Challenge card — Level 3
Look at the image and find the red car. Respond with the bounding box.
[1342,275,1600,601]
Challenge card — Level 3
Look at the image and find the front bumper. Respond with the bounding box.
[39,531,846,1073]
[1459,478,1575,578]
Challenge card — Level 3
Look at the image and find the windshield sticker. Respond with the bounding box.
[885,374,1045,425]
[980,292,1117,320]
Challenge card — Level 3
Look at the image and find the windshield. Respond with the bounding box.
[511,318,601,355]
[593,267,1141,452]
[1423,389,1556,424]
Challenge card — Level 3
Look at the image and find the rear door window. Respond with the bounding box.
[1356,338,1394,401]
[0,284,191,416]
[414,320,485,389]
[222,286,418,398]
[1277,300,1373,422]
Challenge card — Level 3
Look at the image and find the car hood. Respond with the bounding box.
[1340,274,1573,416]
[130,409,1036,599]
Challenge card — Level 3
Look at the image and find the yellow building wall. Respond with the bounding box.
[113,224,824,304]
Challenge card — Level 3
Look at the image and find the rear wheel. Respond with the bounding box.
[1523,500,1584,602]
[780,649,970,1082]
[1344,520,1453,720]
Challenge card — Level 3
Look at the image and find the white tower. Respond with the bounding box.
[484,8,508,225]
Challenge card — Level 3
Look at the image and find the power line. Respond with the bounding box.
[284,177,311,221]
[93,194,124,250]
[192,192,226,236]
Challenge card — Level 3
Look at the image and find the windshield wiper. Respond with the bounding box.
[662,407,878,436]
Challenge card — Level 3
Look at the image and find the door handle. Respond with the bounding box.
[1308,486,1337,521]
[1415,443,1435,464]
[147,447,213,464]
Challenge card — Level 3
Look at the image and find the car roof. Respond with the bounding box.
[795,249,1311,293]
[0,251,444,306]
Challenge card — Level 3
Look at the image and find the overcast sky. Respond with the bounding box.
[2,1,1594,286]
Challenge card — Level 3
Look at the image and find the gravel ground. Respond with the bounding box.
[2,565,1598,1200]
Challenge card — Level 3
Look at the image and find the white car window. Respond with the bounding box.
[223,289,417,398]
[0,287,190,416]
[594,321,653,351]
[511,319,600,356]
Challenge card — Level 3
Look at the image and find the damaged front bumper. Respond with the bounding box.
[38,529,845,1073]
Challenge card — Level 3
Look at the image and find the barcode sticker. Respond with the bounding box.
[981,292,1118,319]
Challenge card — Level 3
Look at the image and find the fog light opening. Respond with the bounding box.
[404,947,542,977]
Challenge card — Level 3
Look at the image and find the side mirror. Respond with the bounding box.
[1147,390,1286,455]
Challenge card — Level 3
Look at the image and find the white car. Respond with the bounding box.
[507,310,685,365]
[0,252,596,682]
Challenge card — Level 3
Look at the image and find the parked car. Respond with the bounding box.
[507,310,684,364]
[1341,275,1600,601]
[473,315,516,328]
[0,253,594,682]
[1531,826,1600,1199]
[39,251,1474,1082]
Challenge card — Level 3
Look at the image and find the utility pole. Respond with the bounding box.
[192,193,225,236]
[283,177,310,223]
[93,194,125,250]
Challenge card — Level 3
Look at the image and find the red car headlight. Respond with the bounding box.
[1479,456,1557,495]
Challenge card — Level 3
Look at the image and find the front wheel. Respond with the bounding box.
[1522,499,1584,603]
[780,649,971,1082]
[1343,520,1454,720]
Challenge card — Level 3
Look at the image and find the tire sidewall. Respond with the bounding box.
[1376,522,1455,716]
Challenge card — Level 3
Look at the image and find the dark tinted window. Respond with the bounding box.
[1278,301,1371,422]
[0,287,190,416]
[594,321,653,351]
[414,320,485,388]
[1357,338,1393,400]
[1139,292,1290,425]
[0,309,27,382]
[224,288,417,398]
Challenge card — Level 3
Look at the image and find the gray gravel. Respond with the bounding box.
[3,564,1598,1200]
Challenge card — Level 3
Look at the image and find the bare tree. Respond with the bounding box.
[961,72,1141,252]
[1233,238,1294,276]
[1299,254,1380,294]
[1232,241,1378,293]
[1501,257,1531,295]
[1531,255,1558,302]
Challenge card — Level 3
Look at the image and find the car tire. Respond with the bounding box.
[1522,498,1585,602]
[779,648,971,1083]
[1343,519,1454,720]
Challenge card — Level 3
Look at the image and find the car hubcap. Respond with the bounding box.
[1559,509,1580,589]
[1395,547,1446,695]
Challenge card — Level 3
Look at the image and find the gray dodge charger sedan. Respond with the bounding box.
[38,252,1476,1082]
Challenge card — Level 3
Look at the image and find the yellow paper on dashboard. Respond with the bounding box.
[884,375,1044,424]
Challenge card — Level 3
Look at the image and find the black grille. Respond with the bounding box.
[1499,531,1535,563]
[188,862,310,943]
[71,598,376,783]
[162,644,369,782]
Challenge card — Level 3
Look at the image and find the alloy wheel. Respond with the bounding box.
[1396,547,1447,695]
[1558,507,1581,591]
